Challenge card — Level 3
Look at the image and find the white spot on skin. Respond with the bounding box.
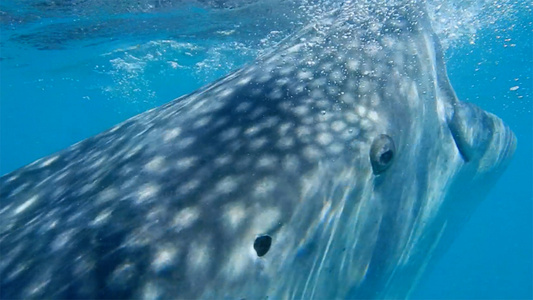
[9,183,29,197]
[360,119,372,131]
[297,70,313,81]
[249,137,268,150]
[96,187,118,204]
[294,105,310,116]
[109,262,135,288]
[244,126,261,137]
[237,76,253,86]
[219,127,240,142]
[250,88,263,97]
[330,69,344,82]
[276,77,290,87]
[283,155,300,172]
[188,241,210,274]
[144,156,165,172]
[6,175,19,182]
[178,179,200,195]
[265,54,281,65]
[223,203,247,230]
[252,207,281,232]
[235,101,252,113]
[215,176,239,194]
[124,145,143,159]
[359,79,372,94]
[341,128,359,140]
[257,73,272,83]
[291,83,306,95]
[368,110,379,122]
[6,264,27,282]
[90,157,107,169]
[278,122,293,135]
[163,128,181,142]
[268,89,283,100]
[303,146,322,160]
[356,105,367,117]
[296,126,312,139]
[320,62,334,72]
[259,116,280,128]
[215,154,232,167]
[177,136,195,149]
[193,116,211,129]
[151,246,178,273]
[78,182,96,195]
[256,155,277,169]
[109,124,122,133]
[277,136,295,149]
[328,142,345,154]
[50,229,76,251]
[136,184,159,204]
[331,120,347,132]
[316,100,329,110]
[141,281,161,300]
[340,93,356,104]
[0,203,13,216]
[91,209,113,226]
[344,111,359,124]
[26,274,51,297]
[45,219,59,231]
[72,255,95,277]
[219,88,234,99]
[146,206,166,223]
[310,77,327,90]
[317,132,334,146]
[287,43,303,53]
[40,156,59,167]
[53,171,70,183]
[173,207,200,232]
[223,242,253,278]
[346,59,360,72]
[278,101,292,112]
[253,177,277,198]
[14,195,39,215]
[279,66,295,76]
[176,156,198,170]
[370,94,381,106]
[365,41,381,56]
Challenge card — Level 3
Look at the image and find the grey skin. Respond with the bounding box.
[0,1,516,299]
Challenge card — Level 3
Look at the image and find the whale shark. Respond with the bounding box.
[0,1,516,299]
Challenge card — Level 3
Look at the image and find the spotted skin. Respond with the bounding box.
[0,1,516,299]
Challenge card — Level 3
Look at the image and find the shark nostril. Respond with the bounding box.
[253,235,272,257]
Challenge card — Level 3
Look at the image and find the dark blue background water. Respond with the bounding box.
[0,1,531,298]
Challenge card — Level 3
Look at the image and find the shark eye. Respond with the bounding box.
[254,235,272,257]
[370,134,395,175]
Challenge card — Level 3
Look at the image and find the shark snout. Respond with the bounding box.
[448,102,516,170]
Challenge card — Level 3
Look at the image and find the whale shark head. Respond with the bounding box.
[0,1,515,299]
[205,2,516,299]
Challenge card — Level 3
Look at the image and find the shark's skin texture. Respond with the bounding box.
[0,1,516,299]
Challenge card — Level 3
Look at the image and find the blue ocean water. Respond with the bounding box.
[0,0,531,299]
